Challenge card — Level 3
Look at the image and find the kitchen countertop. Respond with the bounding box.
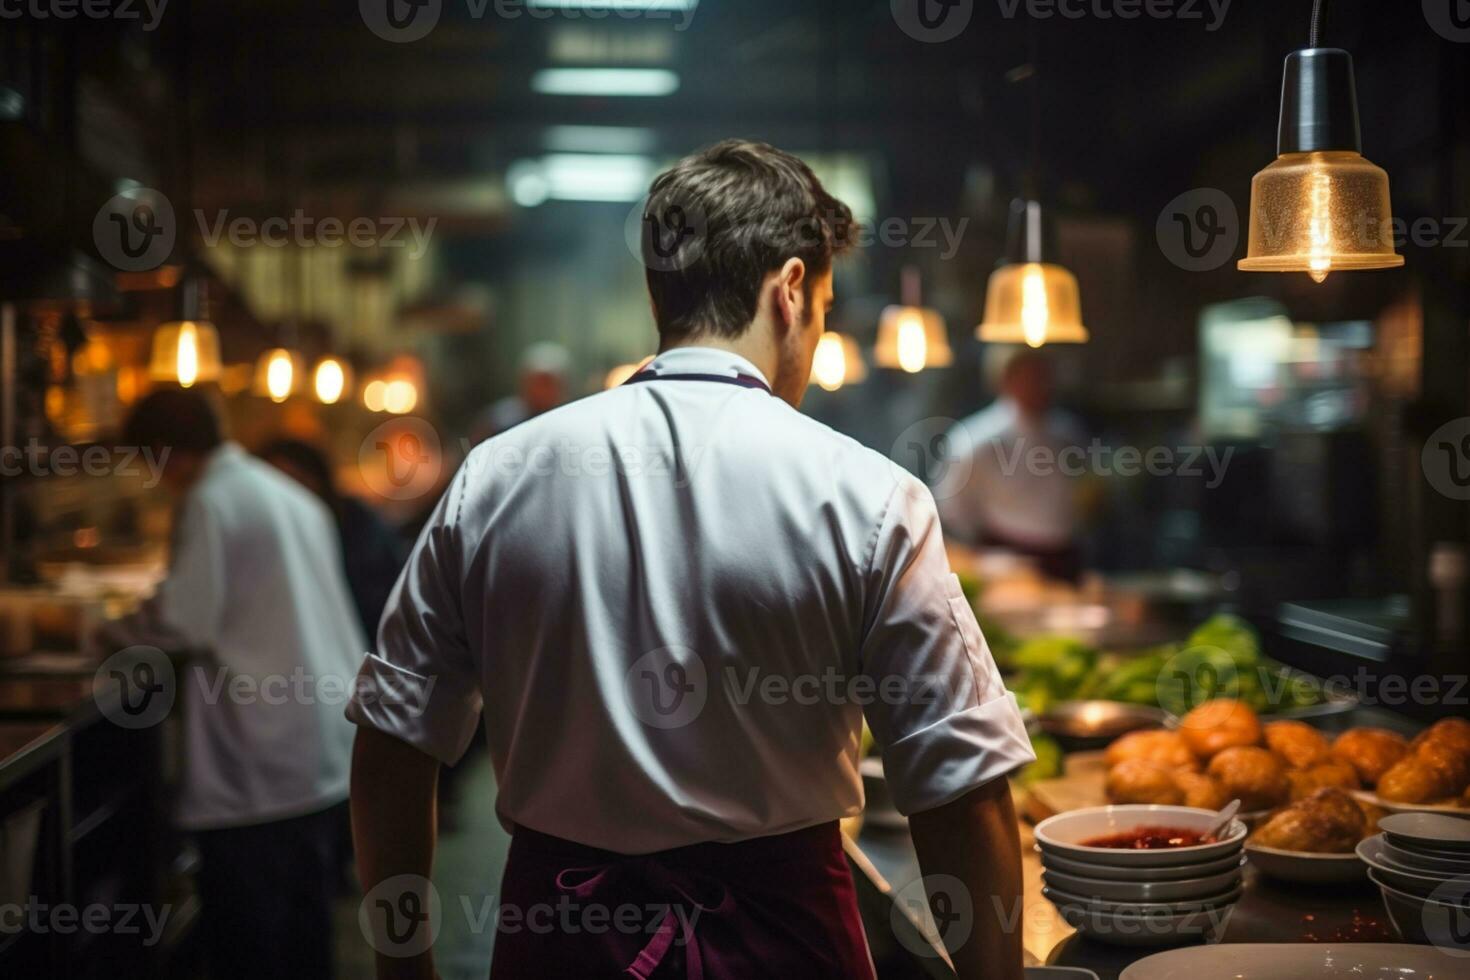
[854,706,1427,977]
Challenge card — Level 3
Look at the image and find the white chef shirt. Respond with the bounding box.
[937,399,1085,549]
[104,443,367,830]
[347,347,1033,854]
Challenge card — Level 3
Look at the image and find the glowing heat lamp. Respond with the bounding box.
[1239,42,1401,282]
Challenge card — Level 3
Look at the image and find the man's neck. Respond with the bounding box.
[660,332,778,382]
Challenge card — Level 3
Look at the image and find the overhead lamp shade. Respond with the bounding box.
[874,306,952,374]
[978,262,1089,348]
[149,320,222,388]
[809,332,868,391]
[253,348,304,403]
[1239,49,1402,281]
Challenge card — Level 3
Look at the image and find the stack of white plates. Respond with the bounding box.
[1358,812,1470,950]
[1035,805,1247,947]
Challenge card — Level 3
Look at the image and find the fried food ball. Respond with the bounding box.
[1251,788,1365,853]
[1179,699,1263,759]
[1106,759,1186,805]
[1264,720,1333,770]
[1412,718,1470,759]
[1207,746,1291,812]
[1173,771,1232,811]
[1105,729,1199,772]
[1376,752,1463,805]
[1417,739,1470,791]
[1331,728,1409,787]
[1287,760,1361,801]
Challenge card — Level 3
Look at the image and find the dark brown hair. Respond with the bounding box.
[641,140,856,341]
[123,387,224,455]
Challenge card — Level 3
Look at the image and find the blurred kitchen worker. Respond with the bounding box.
[936,348,1087,582]
[469,341,570,443]
[349,140,1033,980]
[97,388,366,980]
[259,437,408,639]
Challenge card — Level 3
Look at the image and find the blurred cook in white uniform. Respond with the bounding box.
[936,348,1086,581]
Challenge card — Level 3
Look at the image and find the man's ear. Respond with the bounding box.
[773,258,807,333]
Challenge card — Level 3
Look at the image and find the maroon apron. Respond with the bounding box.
[489,821,876,980]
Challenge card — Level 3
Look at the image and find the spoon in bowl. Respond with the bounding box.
[1207,799,1242,840]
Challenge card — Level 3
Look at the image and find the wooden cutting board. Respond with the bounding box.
[1023,750,1109,822]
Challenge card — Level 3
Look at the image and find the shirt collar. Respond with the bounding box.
[644,347,770,387]
[202,441,246,475]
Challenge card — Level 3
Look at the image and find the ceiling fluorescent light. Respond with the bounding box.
[545,125,657,154]
[531,68,679,97]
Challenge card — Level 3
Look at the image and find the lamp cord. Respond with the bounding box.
[1309,0,1325,47]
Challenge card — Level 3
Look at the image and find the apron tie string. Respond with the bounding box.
[555,859,733,980]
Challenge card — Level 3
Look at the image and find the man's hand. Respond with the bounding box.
[907,776,1026,980]
[351,726,443,980]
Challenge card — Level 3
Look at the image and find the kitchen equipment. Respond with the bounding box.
[1119,943,1459,979]
[1034,805,1248,867]
[1244,841,1366,884]
[1039,849,1246,883]
[1378,812,1470,852]
[1041,864,1243,903]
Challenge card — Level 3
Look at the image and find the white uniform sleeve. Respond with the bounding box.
[860,477,1035,815]
[346,471,483,764]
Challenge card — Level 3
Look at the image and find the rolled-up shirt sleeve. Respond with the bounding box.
[346,470,483,765]
[860,476,1035,815]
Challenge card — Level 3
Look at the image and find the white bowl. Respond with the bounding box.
[1119,942,1459,979]
[1370,870,1470,949]
[1046,888,1240,948]
[1035,805,1247,867]
[1039,849,1246,882]
[1379,836,1470,876]
[1244,841,1366,884]
[1044,882,1243,916]
[1378,812,1470,852]
[1359,837,1459,898]
[1042,865,1242,903]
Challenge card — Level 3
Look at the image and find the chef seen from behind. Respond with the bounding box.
[348,139,1035,980]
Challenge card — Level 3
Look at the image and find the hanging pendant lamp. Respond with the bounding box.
[1238,3,1402,282]
[874,267,953,373]
[978,200,1089,348]
[810,332,868,391]
[150,275,223,388]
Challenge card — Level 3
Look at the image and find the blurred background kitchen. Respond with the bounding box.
[0,1,1466,978]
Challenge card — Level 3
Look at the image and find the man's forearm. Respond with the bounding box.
[351,726,443,980]
[907,776,1026,980]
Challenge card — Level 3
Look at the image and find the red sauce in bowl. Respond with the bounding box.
[1081,826,1218,850]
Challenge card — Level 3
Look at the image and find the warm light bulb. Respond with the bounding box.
[811,333,847,391]
[265,350,294,402]
[177,322,200,388]
[1307,169,1333,283]
[383,379,418,414]
[314,358,347,404]
[896,313,928,374]
[363,379,388,412]
[1021,267,1051,348]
